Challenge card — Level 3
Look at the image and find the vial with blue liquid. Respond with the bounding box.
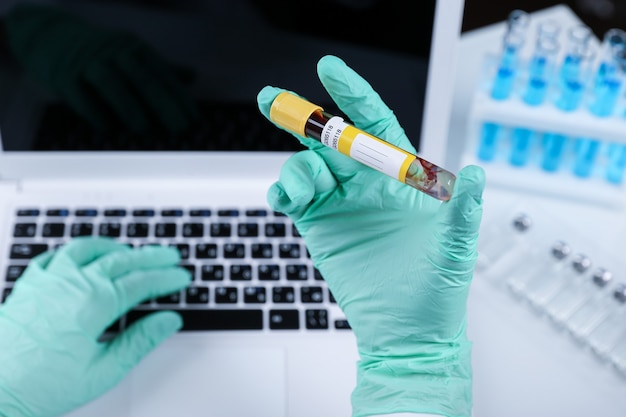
[556,25,593,112]
[523,36,559,106]
[590,29,626,117]
[491,10,529,101]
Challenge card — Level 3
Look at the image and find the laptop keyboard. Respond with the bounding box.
[4,207,351,332]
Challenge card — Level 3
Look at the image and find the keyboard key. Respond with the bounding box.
[245,209,268,217]
[156,291,181,305]
[127,223,149,238]
[98,223,121,238]
[10,243,47,259]
[292,225,301,237]
[71,223,93,237]
[286,264,308,281]
[75,209,98,217]
[306,309,329,329]
[196,243,217,259]
[335,319,351,330]
[155,223,177,238]
[258,264,280,281]
[218,209,239,217]
[42,223,65,238]
[279,243,301,258]
[126,309,263,331]
[182,223,204,237]
[329,289,337,304]
[6,265,27,282]
[201,265,224,281]
[269,309,299,330]
[14,223,37,237]
[251,243,273,259]
[237,223,258,237]
[104,209,127,217]
[223,243,245,258]
[215,286,238,303]
[185,286,209,304]
[272,287,295,303]
[2,287,12,303]
[210,223,231,237]
[301,286,324,303]
[189,209,211,217]
[170,243,190,259]
[16,209,40,217]
[273,211,287,217]
[244,287,266,303]
[230,264,252,281]
[46,208,69,217]
[132,209,155,217]
[314,268,324,281]
[180,264,196,280]
[161,209,183,217]
[265,223,286,237]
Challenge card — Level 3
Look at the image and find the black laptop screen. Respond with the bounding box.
[0,0,434,152]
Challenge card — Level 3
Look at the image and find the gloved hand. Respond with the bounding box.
[0,237,191,417]
[257,55,485,417]
[5,4,198,134]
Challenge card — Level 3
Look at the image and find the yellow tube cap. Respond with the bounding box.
[269,92,323,137]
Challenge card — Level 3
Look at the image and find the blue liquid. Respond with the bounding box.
[590,77,621,117]
[556,80,584,111]
[492,67,515,100]
[560,54,581,82]
[478,122,500,161]
[523,78,548,106]
[510,128,533,166]
[541,133,568,172]
[573,139,599,178]
[606,144,626,184]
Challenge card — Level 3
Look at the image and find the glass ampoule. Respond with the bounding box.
[590,29,626,117]
[565,281,626,343]
[269,92,456,201]
[492,30,525,100]
[506,240,572,297]
[523,253,592,310]
[544,267,613,326]
[606,143,626,184]
[572,138,601,178]
[509,127,534,166]
[585,284,626,359]
[476,212,532,273]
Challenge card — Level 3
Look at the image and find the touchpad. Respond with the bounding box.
[128,340,287,417]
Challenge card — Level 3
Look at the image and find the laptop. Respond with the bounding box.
[0,0,463,416]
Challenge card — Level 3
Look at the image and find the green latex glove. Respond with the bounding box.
[5,4,198,134]
[257,55,485,417]
[0,237,191,417]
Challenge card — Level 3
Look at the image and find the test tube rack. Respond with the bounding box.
[463,17,626,207]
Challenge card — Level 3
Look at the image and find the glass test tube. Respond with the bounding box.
[510,128,534,166]
[269,92,456,201]
[523,36,559,106]
[585,284,626,359]
[565,282,626,342]
[556,25,593,112]
[541,132,569,172]
[590,29,626,117]
[523,253,592,309]
[545,267,613,326]
[572,138,600,178]
[507,240,572,297]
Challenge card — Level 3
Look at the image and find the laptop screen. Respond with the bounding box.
[0,0,457,160]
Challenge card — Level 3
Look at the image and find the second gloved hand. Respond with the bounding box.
[0,238,191,417]
[258,55,485,417]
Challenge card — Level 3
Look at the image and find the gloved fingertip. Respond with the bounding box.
[257,86,285,119]
[152,310,184,334]
[317,55,346,72]
[139,244,181,264]
[454,165,486,204]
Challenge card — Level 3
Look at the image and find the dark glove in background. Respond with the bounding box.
[5,3,198,134]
